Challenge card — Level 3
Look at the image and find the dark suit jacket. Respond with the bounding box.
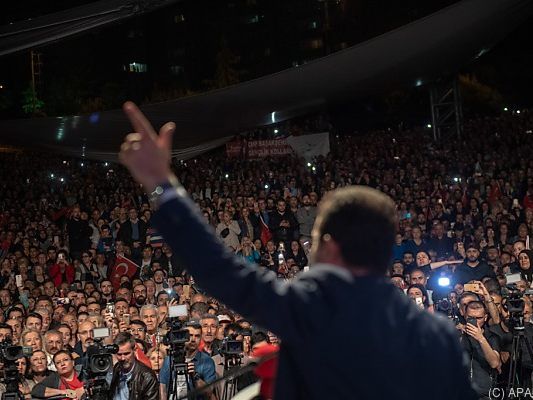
[117,219,148,247]
[153,195,477,400]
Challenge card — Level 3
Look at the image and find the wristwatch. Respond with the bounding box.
[148,178,184,209]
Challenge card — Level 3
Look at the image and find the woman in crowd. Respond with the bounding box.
[21,329,43,353]
[407,284,431,311]
[236,236,261,265]
[0,356,34,399]
[29,350,50,385]
[147,346,166,378]
[518,250,533,286]
[286,240,308,270]
[31,350,84,399]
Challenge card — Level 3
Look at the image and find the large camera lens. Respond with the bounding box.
[90,354,113,374]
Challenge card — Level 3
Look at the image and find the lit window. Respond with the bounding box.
[127,62,147,73]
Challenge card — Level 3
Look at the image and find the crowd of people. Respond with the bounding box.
[0,108,532,399]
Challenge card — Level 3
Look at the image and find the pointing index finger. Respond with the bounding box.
[123,101,157,140]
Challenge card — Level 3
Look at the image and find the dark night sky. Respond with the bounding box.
[1,0,532,122]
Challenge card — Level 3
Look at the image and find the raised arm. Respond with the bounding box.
[118,102,324,342]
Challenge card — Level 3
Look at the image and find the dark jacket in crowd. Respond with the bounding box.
[117,219,148,247]
[152,193,478,400]
[454,261,496,285]
[67,217,92,255]
[108,359,159,400]
[268,210,298,244]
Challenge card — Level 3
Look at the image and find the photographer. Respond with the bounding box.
[0,355,34,399]
[460,301,501,398]
[31,350,85,399]
[109,332,159,400]
[159,322,216,400]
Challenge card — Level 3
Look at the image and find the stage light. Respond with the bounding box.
[438,277,450,287]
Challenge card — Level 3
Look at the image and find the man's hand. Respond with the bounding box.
[119,101,176,193]
[465,322,484,342]
[103,311,114,327]
[187,361,196,376]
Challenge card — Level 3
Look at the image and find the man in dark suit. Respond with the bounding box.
[117,208,148,249]
[118,101,477,400]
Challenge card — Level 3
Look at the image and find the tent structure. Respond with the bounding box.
[0,0,532,161]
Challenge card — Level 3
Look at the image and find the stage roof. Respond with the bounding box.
[0,0,531,160]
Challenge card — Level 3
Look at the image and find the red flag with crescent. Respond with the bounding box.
[110,255,139,290]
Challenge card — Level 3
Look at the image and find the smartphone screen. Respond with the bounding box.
[183,285,190,299]
[122,313,130,325]
[464,283,478,293]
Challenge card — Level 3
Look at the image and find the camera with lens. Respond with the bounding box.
[0,339,31,362]
[163,319,190,346]
[0,337,33,399]
[502,285,533,330]
[221,334,244,356]
[86,342,119,377]
[84,328,118,400]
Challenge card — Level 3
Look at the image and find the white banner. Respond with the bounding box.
[286,132,330,161]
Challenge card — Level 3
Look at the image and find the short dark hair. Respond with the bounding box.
[0,323,13,334]
[190,302,209,315]
[26,312,43,322]
[466,300,487,314]
[114,332,136,348]
[251,331,269,346]
[129,320,146,329]
[316,186,396,273]
[52,350,72,363]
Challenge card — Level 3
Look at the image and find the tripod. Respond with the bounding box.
[507,326,533,393]
[167,345,192,400]
[84,377,110,400]
[1,364,25,400]
[221,354,243,400]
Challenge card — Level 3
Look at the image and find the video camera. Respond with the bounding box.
[0,338,32,400]
[163,319,190,347]
[84,328,118,400]
[221,334,244,356]
[503,284,533,331]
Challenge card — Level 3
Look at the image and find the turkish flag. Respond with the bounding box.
[110,255,139,290]
[259,215,272,245]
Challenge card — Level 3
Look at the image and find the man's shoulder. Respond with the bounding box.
[133,359,157,377]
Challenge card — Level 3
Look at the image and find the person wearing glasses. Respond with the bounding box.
[31,350,85,399]
[461,301,501,398]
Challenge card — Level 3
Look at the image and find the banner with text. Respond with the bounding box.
[226,133,329,159]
